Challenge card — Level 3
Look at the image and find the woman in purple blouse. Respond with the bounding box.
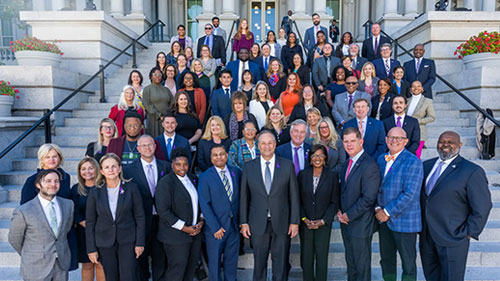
[232,18,254,53]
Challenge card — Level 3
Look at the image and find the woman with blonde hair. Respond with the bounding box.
[86,153,145,281]
[108,85,145,136]
[265,58,287,101]
[197,116,231,171]
[232,18,254,53]
[199,45,218,90]
[263,105,291,146]
[358,61,380,98]
[249,81,274,129]
[71,158,105,281]
[313,117,345,172]
[224,91,257,141]
[86,118,118,162]
[190,58,211,98]
[305,107,322,144]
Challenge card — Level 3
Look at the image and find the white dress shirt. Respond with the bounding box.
[348,149,364,168]
[383,149,403,177]
[107,181,121,221]
[238,61,249,89]
[291,143,305,170]
[373,35,380,50]
[222,86,231,98]
[163,132,176,150]
[425,155,459,186]
[248,143,257,159]
[172,175,199,230]
[407,94,422,116]
[270,44,276,57]
[356,116,368,137]
[215,165,233,196]
[394,114,406,126]
[260,155,276,184]
[38,194,62,228]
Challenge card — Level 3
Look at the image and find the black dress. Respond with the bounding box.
[224,113,258,141]
[196,138,232,171]
[85,142,107,162]
[175,112,201,140]
[265,75,287,101]
[71,184,94,263]
[293,65,311,86]
[266,126,291,146]
[281,44,303,73]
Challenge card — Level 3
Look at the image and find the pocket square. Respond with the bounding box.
[424,65,429,68]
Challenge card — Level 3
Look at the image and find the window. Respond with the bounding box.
[186,0,203,42]
[326,0,341,20]
[0,19,13,47]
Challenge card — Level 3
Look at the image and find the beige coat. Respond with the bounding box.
[407,95,435,141]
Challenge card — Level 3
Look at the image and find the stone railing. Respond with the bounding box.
[0,47,16,65]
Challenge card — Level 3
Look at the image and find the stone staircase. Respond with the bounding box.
[0,42,499,280]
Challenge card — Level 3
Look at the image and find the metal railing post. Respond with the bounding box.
[99,65,106,103]
[44,109,52,144]
[292,20,308,56]
[160,24,164,42]
[132,40,137,68]
[393,39,398,60]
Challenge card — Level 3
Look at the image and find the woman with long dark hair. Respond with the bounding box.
[281,32,303,73]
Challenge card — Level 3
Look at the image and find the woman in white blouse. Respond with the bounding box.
[249,81,274,129]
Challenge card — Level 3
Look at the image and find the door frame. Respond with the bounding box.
[248,0,279,43]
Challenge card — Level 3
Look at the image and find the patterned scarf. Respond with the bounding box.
[229,112,249,140]
[269,74,279,87]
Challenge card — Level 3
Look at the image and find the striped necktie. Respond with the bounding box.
[49,201,59,236]
[221,170,232,201]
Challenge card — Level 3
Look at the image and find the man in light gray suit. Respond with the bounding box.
[332,76,372,128]
[8,169,74,281]
[212,16,227,45]
[312,43,341,93]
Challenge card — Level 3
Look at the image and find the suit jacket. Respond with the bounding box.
[276,141,312,171]
[240,156,300,235]
[373,58,401,79]
[9,196,74,280]
[332,90,372,125]
[312,55,342,89]
[304,25,329,50]
[254,55,276,78]
[198,166,242,235]
[213,27,227,44]
[211,88,233,119]
[382,115,420,154]
[197,35,226,64]
[225,60,261,92]
[353,56,369,71]
[155,134,191,163]
[107,135,165,161]
[298,168,340,224]
[390,80,411,98]
[123,159,169,235]
[370,93,395,120]
[85,181,146,252]
[421,156,492,246]
[406,96,435,141]
[403,58,436,98]
[361,35,391,61]
[339,151,380,237]
[377,149,423,233]
[343,117,386,159]
[156,172,201,244]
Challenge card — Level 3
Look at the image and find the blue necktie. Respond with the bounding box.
[426,161,444,195]
[225,88,230,98]
[264,57,268,72]
[167,138,172,158]
[204,36,209,46]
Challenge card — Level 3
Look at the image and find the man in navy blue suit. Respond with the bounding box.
[382,95,420,154]
[403,44,436,99]
[225,48,261,92]
[254,43,276,77]
[155,112,191,164]
[361,23,391,61]
[303,13,329,51]
[373,43,401,79]
[211,69,234,119]
[198,144,242,281]
[343,98,386,159]
[276,119,311,175]
[420,131,492,281]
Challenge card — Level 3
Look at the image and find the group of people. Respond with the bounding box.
[7,12,493,281]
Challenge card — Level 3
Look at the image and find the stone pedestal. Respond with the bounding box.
[116,14,150,35]
[20,11,151,76]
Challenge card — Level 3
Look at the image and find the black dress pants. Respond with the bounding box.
[99,242,137,281]
[163,233,202,281]
[340,224,372,281]
[299,223,332,281]
[137,215,167,281]
[378,223,417,281]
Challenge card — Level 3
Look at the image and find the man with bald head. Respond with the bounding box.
[403,43,436,99]
[420,131,492,281]
[375,127,423,281]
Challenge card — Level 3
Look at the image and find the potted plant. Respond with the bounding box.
[0,81,20,117]
[9,36,64,67]
[454,30,500,70]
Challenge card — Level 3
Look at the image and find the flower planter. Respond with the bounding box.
[463,52,500,70]
[15,50,61,67]
[0,95,14,117]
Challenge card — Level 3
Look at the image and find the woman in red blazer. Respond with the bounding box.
[108,85,144,136]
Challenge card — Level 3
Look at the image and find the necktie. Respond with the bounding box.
[293,146,301,175]
[374,37,379,53]
[204,36,209,46]
[265,161,272,194]
[49,201,58,236]
[166,138,172,158]
[264,57,268,72]
[426,161,444,195]
[359,120,364,138]
[326,56,331,77]
[221,170,232,201]
[416,59,421,73]
[315,26,319,43]
[385,59,390,77]
[396,116,402,127]
[347,94,354,110]
[345,159,353,181]
[385,154,396,162]
[225,88,230,98]
[147,164,156,195]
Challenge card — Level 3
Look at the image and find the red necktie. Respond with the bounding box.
[345,159,353,181]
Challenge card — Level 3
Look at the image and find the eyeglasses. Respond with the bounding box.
[345,82,358,85]
[205,27,212,30]
[387,136,407,142]
[101,125,113,130]
[244,128,256,132]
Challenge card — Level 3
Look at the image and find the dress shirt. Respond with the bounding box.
[205,35,214,51]
[172,175,199,230]
[270,44,276,57]
[383,149,403,177]
[394,114,406,126]
[238,60,249,89]
[215,165,233,196]
[263,56,271,72]
[248,143,257,159]
[373,35,380,51]
[38,194,62,227]
[141,157,158,188]
[260,155,276,184]
[342,44,350,56]
[356,116,368,137]
[314,25,320,44]
[415,57,422,72]
[425,155,459,186]
[407,94,422,116]
[222,86,231,98]
[348,149,364,168]
[163,132,176,152]
[291,143,305,170]
[107,181,121,221]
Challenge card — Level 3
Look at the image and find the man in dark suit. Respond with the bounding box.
[303,13,329,51]
[124,135,169,281]
[155,112,191,163]
[197,23,226,66]
[375,127,423,281]
[312,43,341,93]
[403,44,436,99]
[338,127,380,281]
[373,43,401,79]
[382,95,420,154]
[349,43,368,71]
[198,144,242,281]
[211,69,234,119]
[225,48,261,92]
[254,43,276,76]
[240,131,300,281]
[420,131,492,281]
[343,98,386,159]
[362,23,391,61]
[276,119,311,175]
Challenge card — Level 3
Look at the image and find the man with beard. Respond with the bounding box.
[225,48,261,92]
[212,17,227,45]
[420,131,492,281]
[304,13,328,51]
[382,95,420,154]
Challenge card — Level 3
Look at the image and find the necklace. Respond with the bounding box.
[126,140,138,159]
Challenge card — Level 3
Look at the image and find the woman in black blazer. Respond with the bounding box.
[371,78,395,120]
[291,53,311,86]
[86,153,145,281]
[155,148,204,281]
[265,58,287,101]
[197,116,232,172]
[390,66,411,97]
[298,144,340,281]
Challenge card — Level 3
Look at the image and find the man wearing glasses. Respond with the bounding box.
[196,23,226,66]
[382,95,420,154]
[332,76,371,129]
[373,43,401,79]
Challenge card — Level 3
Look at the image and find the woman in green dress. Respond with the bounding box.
[142,67,173,138]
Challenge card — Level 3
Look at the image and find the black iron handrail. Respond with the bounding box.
[0,20,167,160]
[227,19,239,62]
[368,20,500,128]
[292,20,309,56]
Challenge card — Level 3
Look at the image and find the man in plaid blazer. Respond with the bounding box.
[375,127,424,281]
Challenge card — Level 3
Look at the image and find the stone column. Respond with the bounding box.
[51,0,65,10]
[110,0,125,16]
[463,0,475,10]
[405,0,419,17]
[294,0,307,14]
[314,0,327,14]
[357,0,370,40]
[384,0,399,16]
[32,0,45,11]
[203,0,215,14]
[130,0,144,14]
[158,0,168,30]
[483,0,497,11]
[222,0,236,15]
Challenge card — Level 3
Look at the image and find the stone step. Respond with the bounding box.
[426,135,476,147]
[25,146,86,158]
[421,145,481,159]
[432,102,451,110]
[0,266,81,281]
[11,158,81,172]
[427,118,469,127]
[64,117,106,128]
[38,135,95,147]
[81,102,116,111]
[55,127,99,136]
[88,95,120,103]
[433,110,459,118]
[0,171,78,187]
[72,109,110,119]
[426,126,475,136]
